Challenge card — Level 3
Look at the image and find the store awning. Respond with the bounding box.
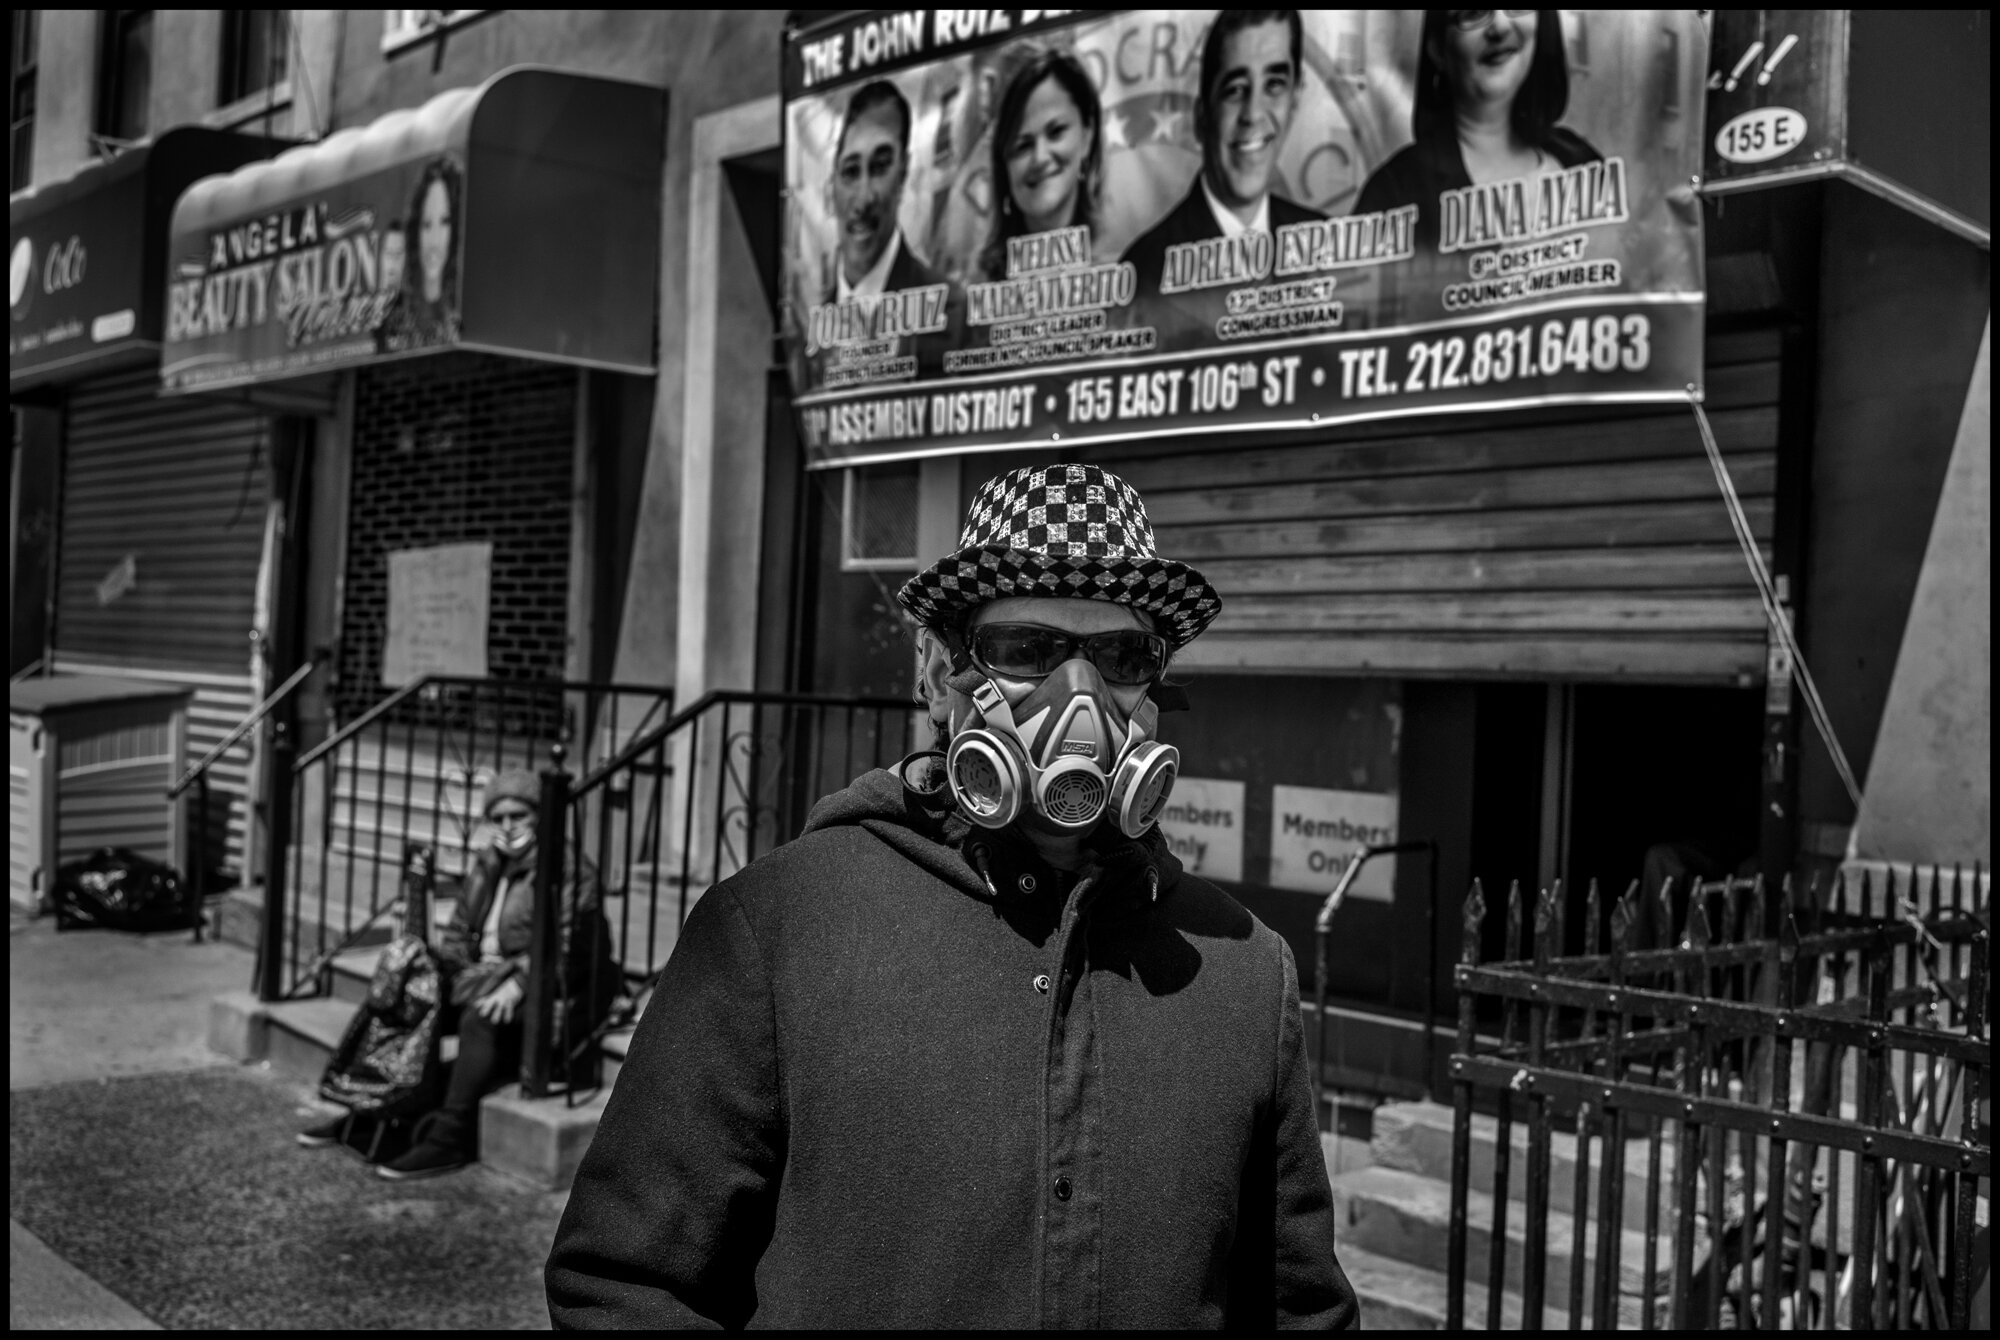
[9,128,289,391]
[160,66,665,393]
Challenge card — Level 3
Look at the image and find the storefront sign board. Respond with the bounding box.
[383,542,491,687]
[1701,10,1989,245]
[161,69,664,392]
[1268,783,1399,900]
[780,9,1709,467]
[164,157,467,391]
[9,129,287,390]
[1155,776,1244,883]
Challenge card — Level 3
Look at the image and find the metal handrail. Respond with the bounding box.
[544,687,922,1103]
[572,686,916,798]
[168,659,320,799]
[270,674,676,1001]
[295,673,677,772]
[1312,838,1440,1121]
[291,674,434,771]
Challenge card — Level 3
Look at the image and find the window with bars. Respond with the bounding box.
[219,10,288,108]
[10,10,35,191]
[93,9,152,152]
[840,463,921,571]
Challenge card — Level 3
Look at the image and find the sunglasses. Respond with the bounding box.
[968,623,1169,687]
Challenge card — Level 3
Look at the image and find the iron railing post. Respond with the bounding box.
[1314,852,1363,1124]
[1445,881,1485,1331]
[257,715,296,1002]
[521,746,570,1099]
[191,773,209,943]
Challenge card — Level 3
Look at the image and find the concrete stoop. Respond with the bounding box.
[208,946,636,1191]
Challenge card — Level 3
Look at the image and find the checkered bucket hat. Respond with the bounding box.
[896,463,1222,650]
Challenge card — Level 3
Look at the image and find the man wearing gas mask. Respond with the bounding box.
[548,464,1356,1329]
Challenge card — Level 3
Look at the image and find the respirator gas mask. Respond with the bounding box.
[943,622,1180,839]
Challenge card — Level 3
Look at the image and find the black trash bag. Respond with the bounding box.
[52,846,198,931]
[318,934,447,1124]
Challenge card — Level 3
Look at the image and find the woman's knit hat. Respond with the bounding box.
[482,768,541,817]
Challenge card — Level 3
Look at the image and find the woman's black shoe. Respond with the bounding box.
[296,1114,351,1148]
[375,1111,474,1180]
[375,1137,474,1181]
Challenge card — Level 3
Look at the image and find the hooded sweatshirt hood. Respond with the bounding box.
[801,754,1185,909]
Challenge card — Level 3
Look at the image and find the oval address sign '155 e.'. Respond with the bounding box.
[1714,107,1809,165]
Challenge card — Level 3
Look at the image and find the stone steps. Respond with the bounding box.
[210,941,615,1189]
[1329,1161,1692,1326]
[1372,1099,1679,1236]
[1336,1242,1603,1330]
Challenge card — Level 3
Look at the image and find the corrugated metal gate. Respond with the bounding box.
[1111,328,1783,684]
[50,367,270,876]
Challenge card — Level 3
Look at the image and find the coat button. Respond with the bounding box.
[1017,873,1037,893]
[1033,974,1051,994]
[1054,1175,1073,1202]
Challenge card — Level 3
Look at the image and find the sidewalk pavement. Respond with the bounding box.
[10,901,572,1331]
[10,903,248,1329]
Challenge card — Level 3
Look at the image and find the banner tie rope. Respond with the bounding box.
[1686,386,1864,812]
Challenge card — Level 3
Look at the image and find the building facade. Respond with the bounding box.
[10,10,788,897]
[10,13,1989,1107]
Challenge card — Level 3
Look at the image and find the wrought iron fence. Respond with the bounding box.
[528,689,921,1100]
[1445,865,1989,1330]
[268,675,671,1000]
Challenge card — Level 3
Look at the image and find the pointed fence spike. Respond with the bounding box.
[1724,874,1745,943]
[1861,866,1874,920]
[1835,868,1850,920]
[1549,877,1566,959]
[1462,880,1487,965]
[1535,883,1559,965]
[1952,862,1964,915]
[1749,873,1767,941]
[1780,908,1801,963]
[1506,880,1524,961]
[1585,878,1602,957]
[1685,884,1712,951]
[1656,874,1676,952]
[1610,890,1635,958]
[1928,862,1944,918]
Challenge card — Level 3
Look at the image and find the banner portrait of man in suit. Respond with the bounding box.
[1120,10,1326,351]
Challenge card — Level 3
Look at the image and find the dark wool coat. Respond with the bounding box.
[545,762,1357,1330]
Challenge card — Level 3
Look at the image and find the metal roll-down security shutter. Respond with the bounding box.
[51,367,269,875]
[1116,329,1783,684]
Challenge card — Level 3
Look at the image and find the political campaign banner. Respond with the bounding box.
[781,9,1709,468]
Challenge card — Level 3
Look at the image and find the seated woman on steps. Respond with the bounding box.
[297,768,621,1180]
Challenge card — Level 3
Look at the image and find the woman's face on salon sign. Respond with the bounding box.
[419,179,452,300]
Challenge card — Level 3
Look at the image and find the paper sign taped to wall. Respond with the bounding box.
[1269,784,1401,900]
[382,542,491,686]
[1156,776,1246,884]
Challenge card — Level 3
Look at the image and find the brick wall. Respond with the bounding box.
[337,353,576,725]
